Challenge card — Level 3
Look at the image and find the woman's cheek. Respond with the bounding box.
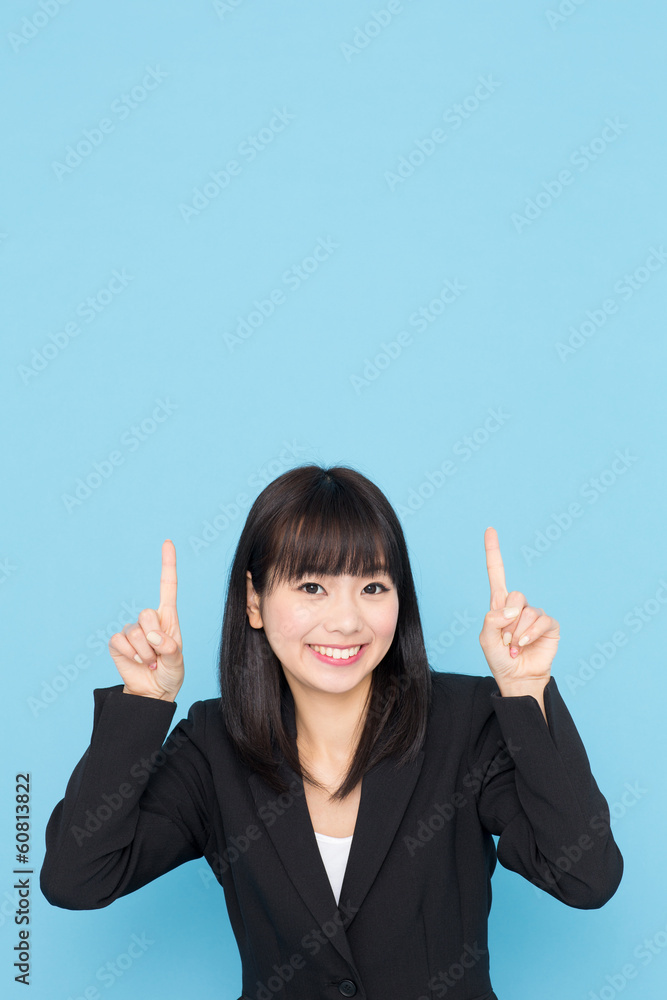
[291,603,313,628]
[262,618,293,653]
[376,601,399,640]
[274,614,310,642]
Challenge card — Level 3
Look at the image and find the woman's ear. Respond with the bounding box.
[246,570,263,628]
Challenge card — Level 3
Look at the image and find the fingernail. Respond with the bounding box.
[518,635,529,646]
[146,631,162,644]
[502,632,512,645]
[149,661,158,670]
[509,646,519,658]
[502,607,520,618]
[134,654,143,663]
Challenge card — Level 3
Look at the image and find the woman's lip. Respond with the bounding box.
[307,643,368,665]
[307,643,365,649]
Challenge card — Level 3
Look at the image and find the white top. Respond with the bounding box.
[314,831,354,906]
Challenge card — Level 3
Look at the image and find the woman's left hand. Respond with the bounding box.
[479,527,560,686]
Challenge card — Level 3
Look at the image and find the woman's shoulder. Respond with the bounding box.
[426,669,499,728]
[422,670,501,762]
[428,667,497,698]
[177,693,226,736]
[163,693,232,758]
[183,693,223,718]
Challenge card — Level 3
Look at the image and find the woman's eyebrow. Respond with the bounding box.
[312,571,392,580]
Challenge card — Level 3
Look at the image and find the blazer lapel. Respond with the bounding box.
[336,748,425,930]
[247,686,425,966]
[248,760,361,971]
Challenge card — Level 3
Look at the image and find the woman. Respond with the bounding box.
[41,464,623,1000]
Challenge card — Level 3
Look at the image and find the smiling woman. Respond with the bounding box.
[220,464,431,804]
[40,463,623,1000]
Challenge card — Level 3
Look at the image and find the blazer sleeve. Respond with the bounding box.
[467,675,623,909]
[40,685,214,910]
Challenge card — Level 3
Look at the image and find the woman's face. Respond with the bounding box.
[246,568,399,698]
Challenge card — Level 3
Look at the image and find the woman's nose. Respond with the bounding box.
[322,599,364,633]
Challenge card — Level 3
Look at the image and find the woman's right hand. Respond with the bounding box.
[108,539,184,702]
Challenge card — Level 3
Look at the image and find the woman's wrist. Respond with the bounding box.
[495,676,549,699]
[494,676,549,723]
[122,684,177,703]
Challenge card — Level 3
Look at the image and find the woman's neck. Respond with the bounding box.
[290,676,370,770]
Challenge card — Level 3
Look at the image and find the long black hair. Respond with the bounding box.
[217,463,433,800]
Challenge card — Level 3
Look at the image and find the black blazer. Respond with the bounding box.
[40,671,623,1000]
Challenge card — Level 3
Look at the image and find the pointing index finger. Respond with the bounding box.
[159,538,178,611]
[484,526,508,611]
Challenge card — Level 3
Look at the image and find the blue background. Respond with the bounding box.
[2,1,666,998]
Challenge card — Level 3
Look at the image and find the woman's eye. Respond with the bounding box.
[298,582,389,595]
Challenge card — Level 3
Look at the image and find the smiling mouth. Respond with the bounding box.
[307,643,366,662]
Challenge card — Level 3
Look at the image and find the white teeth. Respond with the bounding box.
[309,644,361,660]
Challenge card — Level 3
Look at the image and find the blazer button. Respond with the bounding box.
[338,981,357,997]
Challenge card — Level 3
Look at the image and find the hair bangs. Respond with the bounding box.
[263,490,401,594]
